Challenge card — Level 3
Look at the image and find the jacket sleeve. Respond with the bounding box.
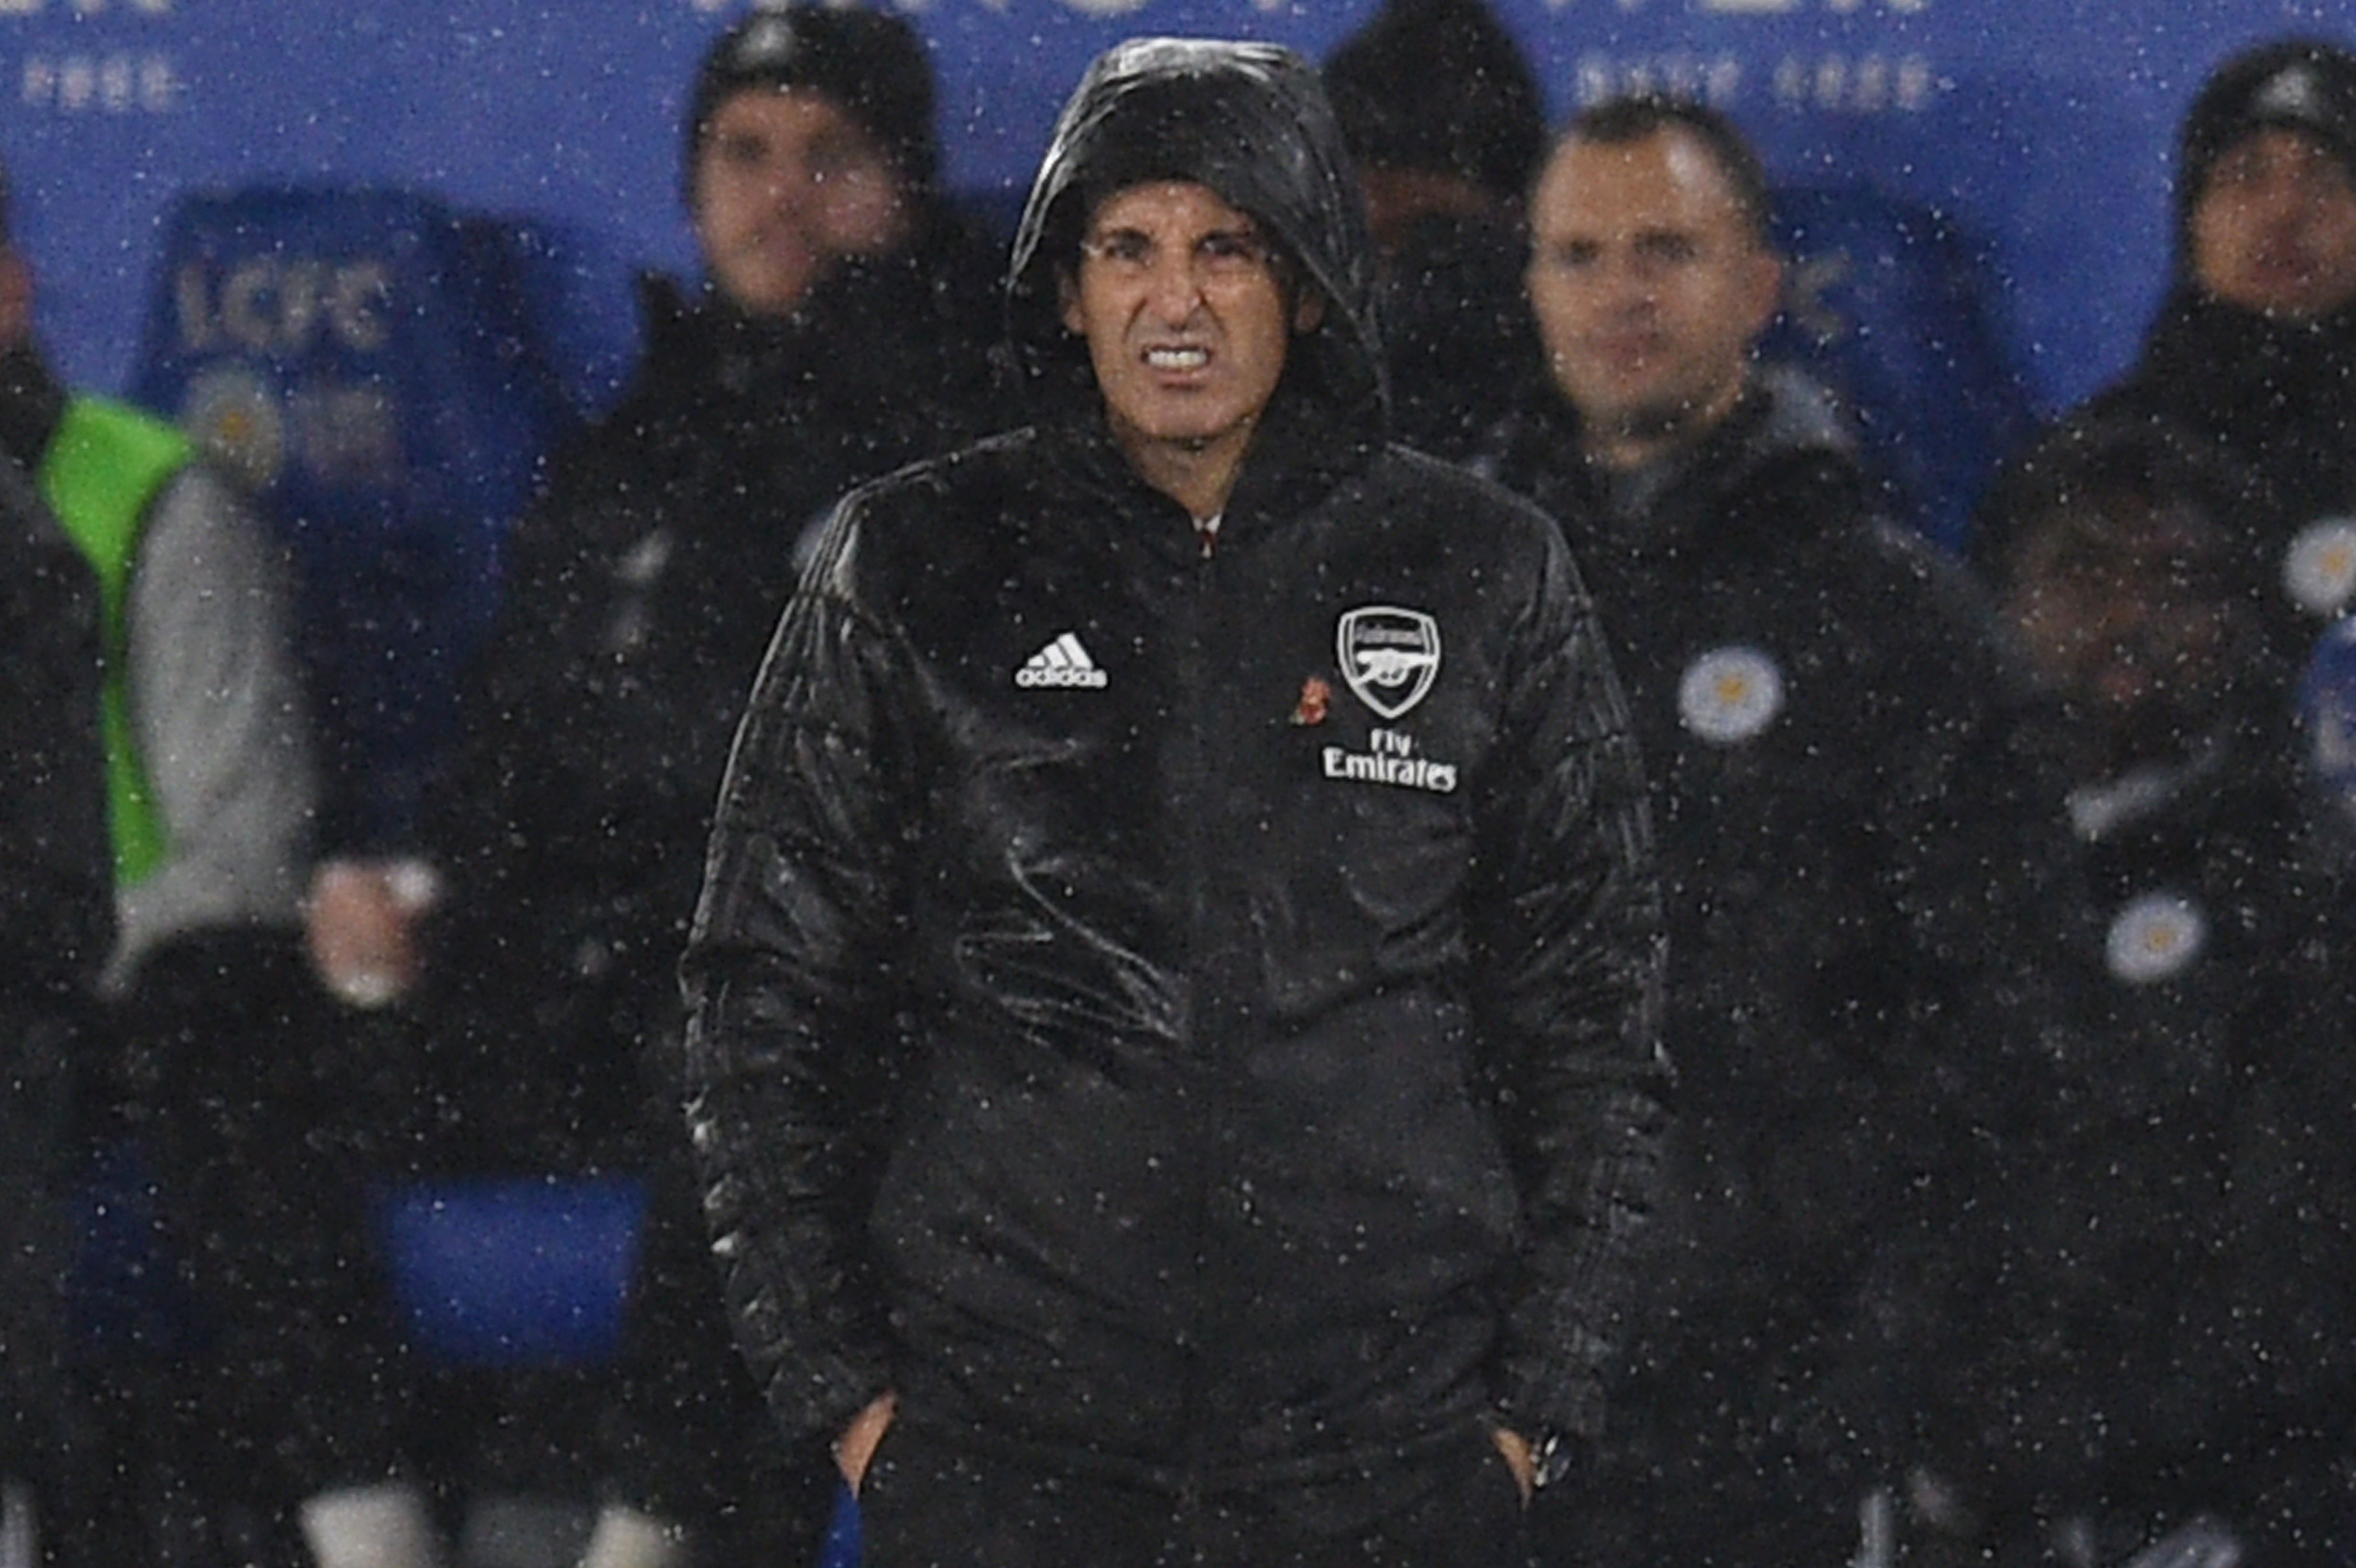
[678,504,918,1448]
[112,465,317,988]
[1467,518,1672,1445]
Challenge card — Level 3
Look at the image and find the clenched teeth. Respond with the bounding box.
[1146,347,1209,369]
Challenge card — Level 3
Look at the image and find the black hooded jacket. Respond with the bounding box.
[681,38,1670,1491]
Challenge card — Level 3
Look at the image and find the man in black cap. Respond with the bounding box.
[311,7,1004,1567]
[681,34,1670,1568]
[1987,39,2356,641]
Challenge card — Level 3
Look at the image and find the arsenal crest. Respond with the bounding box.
[1337,606,1441,720]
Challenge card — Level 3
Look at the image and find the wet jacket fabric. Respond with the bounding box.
[1478,370,2098,1552]
[682,37,1670,1499]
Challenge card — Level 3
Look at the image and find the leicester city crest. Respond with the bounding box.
[1337,606,1441,720]
[1678,644,1785,745]
[2284,516,2356,619]
[2105,890,2208,986]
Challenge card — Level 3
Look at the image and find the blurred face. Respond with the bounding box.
[1526,128,1783,469]
[2001,494,2256,774]
[1059,180,1321,511]
[691,88,912,318]
[2189,128,2356,319]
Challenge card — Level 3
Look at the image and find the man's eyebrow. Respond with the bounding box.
[1085,222,1263,242]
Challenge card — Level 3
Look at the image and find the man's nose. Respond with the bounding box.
[1143,251,1207,322]
[1599,255,1660,311]
[762,157,819,210]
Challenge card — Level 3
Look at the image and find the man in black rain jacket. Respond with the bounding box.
[681,36,1670,1568]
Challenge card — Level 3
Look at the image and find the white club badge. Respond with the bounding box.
[1337,606,1441,720]
[2283,516,2356,618]
[2105,891,2208,986]
[1678,645,1786,745]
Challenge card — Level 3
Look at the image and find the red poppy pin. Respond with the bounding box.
[1291,675,1331,727]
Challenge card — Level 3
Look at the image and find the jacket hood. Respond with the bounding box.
[1003,37,1387,435]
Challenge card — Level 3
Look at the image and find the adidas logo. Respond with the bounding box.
[1014,632,1108,689]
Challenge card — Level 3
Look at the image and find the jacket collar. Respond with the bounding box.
[1039,386,1380,562]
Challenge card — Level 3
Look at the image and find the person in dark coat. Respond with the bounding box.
[310,8,1005,1566]
[1985,39,2356,644]
[0,451,113,1568]
[1965,409,2356,1568]
[1479,94,2109,1568]
[680,36,1672,1568]
[1,145,434,1568]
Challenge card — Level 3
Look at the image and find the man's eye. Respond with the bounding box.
[1087,234,1154,267]
[1545,242,1600,271]
[807,140,856,182]
[1637,235,1699,265]
[1197,233,1266,272]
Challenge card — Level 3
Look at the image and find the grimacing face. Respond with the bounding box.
[2189,126,2356,320]
[1525,127,1784,470]
[1058,179,1321,508]
[691,87,913,318]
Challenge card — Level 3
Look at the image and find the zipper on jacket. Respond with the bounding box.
[1169,522,1222,1496]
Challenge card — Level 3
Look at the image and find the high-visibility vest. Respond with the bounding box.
[42,395,195,889]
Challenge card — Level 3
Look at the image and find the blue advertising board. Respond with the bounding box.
[0,0,2347,415]
[5,1,2345,847]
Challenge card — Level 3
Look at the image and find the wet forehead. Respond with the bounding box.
[2205,124,2352,184]
[1083,179,1261,241]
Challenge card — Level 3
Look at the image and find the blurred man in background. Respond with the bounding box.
[309,8,1004,1565]
[1966,407,2356,1568]
[0,154,434,1568]
[1321,0,1549,460]
[1481,95,2109,1568]
[1990,38,2356,638]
